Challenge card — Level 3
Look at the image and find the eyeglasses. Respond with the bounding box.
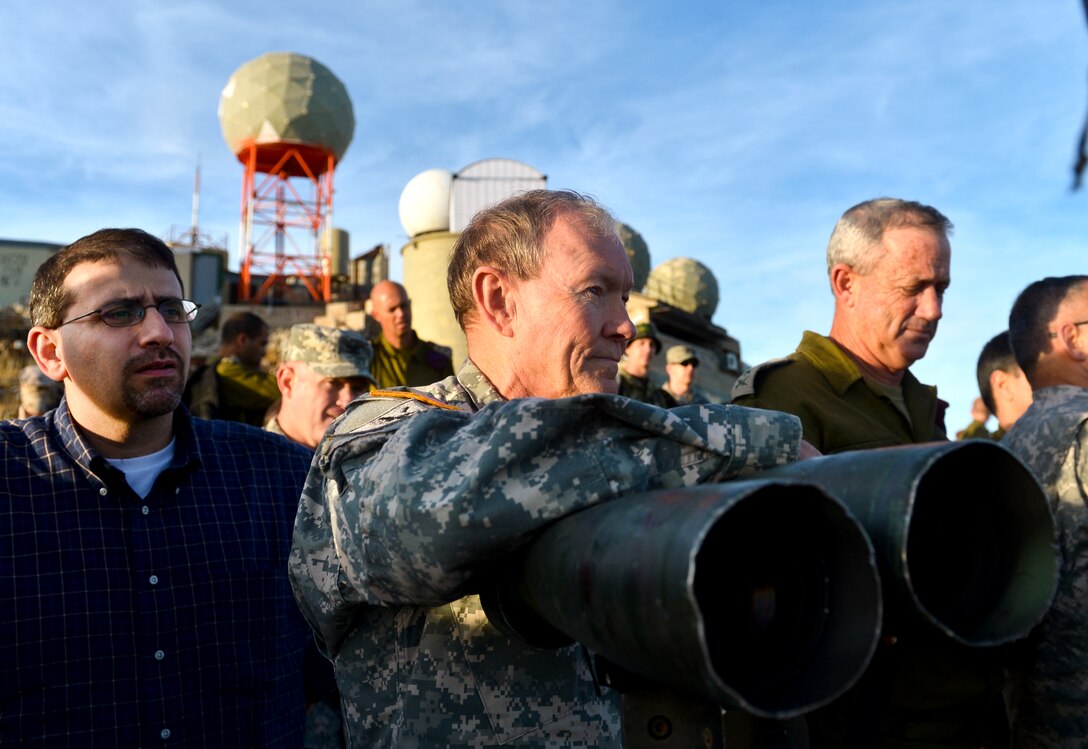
[59,299,201,328]
[676,359,699,368]
[1049,320,1088,339]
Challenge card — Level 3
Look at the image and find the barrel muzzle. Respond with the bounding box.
[482,479,882,719]
[760,441,1058,645]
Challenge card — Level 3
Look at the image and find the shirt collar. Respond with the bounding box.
[456,359,506,410]
[796,331,865,395]
[50,397,201,482]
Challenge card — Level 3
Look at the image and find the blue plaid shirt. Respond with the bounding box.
[0,400,314,748]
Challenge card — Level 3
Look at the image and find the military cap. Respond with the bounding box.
[628,322,662,354]
[283,324,375,381]
[666,344,700,366]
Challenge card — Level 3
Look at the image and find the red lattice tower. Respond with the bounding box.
[219,53,354,303]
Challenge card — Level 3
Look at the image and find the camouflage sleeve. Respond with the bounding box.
[289,393,800,652]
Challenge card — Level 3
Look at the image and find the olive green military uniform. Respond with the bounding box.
[958,420,993,440]
[731,331,947,453]
[214,355,280,426]
[733,331,1006,749]
[369,331,454,389]
[617,370,672,407]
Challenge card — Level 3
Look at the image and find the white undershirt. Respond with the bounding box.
[106,439,176,499]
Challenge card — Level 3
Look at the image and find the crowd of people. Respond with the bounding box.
[0,191,1084,749]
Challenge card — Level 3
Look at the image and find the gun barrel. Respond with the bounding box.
[483,479,882,719]
[760,441,1059,645]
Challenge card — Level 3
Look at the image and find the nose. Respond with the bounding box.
[335,382,358,410]
[917,287,943,322]
[612,306,636,342]
[137,306,177,347]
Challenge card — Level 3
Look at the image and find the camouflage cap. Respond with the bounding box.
[627,321,661,354]
[666,344,700,365]
[19,365,54,387]
[283,324,375,381]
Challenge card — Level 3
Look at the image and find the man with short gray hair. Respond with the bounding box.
[732,199,1009,748]
[733,197,952,453]
[268,324,375,449]
[289,189,808,748]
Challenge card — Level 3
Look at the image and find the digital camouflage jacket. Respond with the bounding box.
[288,359,802,748]
[1003,385,1088,749]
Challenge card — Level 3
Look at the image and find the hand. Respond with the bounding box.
[798,439,821,460]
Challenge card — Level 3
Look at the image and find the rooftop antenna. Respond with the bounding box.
[190,158,201,247]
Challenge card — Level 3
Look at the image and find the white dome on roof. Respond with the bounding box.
[399,169,454,237]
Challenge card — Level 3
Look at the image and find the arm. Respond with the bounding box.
[289,394,800,651]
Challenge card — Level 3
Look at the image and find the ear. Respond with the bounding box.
[275,363,295,397]
[829,263,857,306]
[27,326,68,383]
[1056,324,1088,363]
[471,266,517,337]
[989,369,1005,400]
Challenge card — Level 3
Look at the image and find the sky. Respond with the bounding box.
[1,0,1086,430]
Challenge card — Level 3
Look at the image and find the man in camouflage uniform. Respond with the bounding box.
[976,330,1033,440]
[17,364,63,418]
[732,199,1009,748]
[288,190,808,748]
[660,344,707,407]
[367,280,454,388]
[1002,275,1088,747]
[266,324,374,749]
[267,324,375,449]
[616,321,670,405]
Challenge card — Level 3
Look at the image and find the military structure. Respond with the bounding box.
[393,161,744,400]
[219,52,354,304]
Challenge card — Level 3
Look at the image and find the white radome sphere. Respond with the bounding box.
[399,169,454,237]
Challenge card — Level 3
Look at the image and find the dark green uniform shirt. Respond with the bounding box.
[617,370,673,408]
[369,331,454,390]
[731,330,947,454]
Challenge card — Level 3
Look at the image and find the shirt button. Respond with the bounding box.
[149,575,159,585]
[161,728,171,739]
[141,505,149,515]
[99,487,107,496]
[154,649,165,661]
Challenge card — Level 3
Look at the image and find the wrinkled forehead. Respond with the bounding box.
[64,259,183,307]
[541,223,632,287]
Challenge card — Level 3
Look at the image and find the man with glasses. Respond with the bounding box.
[1003,275,1088,746]
[0,228,313,746]
[659,344,707,406]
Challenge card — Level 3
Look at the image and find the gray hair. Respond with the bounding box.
[826,198,953,278]
[447,189,619,329]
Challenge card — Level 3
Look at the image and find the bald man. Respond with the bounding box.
[367,280,453,389]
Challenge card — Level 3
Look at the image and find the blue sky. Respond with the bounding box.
[2,1,1086,429]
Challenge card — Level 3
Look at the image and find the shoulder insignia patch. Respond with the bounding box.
[730,357,793,400]
[369,389,460,411]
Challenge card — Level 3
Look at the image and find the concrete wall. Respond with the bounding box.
[401,231,466,368]
[0,241,62,308]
